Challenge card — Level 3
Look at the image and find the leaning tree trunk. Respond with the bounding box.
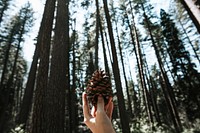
[141,3,182,132]
[6,14,27,106]
[94,0,100,70]
[17,43,39,127]
[0,24,18,132]
[126,55,139,118]
[99,16,110,75]
[4,26,24,130]
[178,19,200,65]
[31,0,56,132]
[133,23,154,127]
[144,59,162,125]
[17,8,38,128]
[103,0,130,132]
[115,20,132,115]
[180,0,200,33]
[111,2,132,113]
[0,28,16,90]
[125,9,153,125]
[104,31,113,65]
[126,2,144,112]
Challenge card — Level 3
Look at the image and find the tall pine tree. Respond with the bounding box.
[160,9,200,122]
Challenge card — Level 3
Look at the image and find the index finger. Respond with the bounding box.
[97,95,105,112]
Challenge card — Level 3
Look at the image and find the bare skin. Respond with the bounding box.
[82,92,115,133]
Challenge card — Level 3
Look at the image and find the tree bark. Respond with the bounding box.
[95,0,99,70]
[103,0,130,132]
[17,44,39,126]
[45,0,69,132]
[31,0,56,132]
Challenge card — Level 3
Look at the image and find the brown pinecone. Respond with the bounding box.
[86,69,112,106]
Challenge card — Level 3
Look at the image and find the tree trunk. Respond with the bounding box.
[0,29,15,90]
[114,20,132,115]
[126,55,139,118]
[102,0,130,132]
[125,3,144,116]
[31,0,56,132]
[69,26,78,133]
[178,19,200,65]
[6,14,26,98]
[125,8,153,125]
[45,0,69,132]
[104,31,113,65]
[144,59,162,125]
[99,16,110,75]
[180,0,200,33]
[3,30,23,130]
[95,0,99,70]
[65,2,70,132]
[141,3,182,131]
[17,44,39,126]
[0,24,18,133]
[134,25,154,127]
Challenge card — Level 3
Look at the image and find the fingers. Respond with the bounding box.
[97,96,113,119]
[91,106,96,117]
[85,94,113,120]
[104,97,112,111]
[82,92,91,120]
[106,98,113,119]
[97,95,105,112]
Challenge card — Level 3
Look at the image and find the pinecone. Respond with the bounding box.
[86,69,112,106]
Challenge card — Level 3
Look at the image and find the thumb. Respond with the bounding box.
[97,95,104,112]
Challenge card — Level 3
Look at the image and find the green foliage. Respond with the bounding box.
[0,2,34,132]
[160,9,200,122]
[160,9,194,75]
[0,0,11,24]
[0,1,33,86]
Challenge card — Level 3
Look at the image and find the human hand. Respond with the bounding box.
[82,92,115,133]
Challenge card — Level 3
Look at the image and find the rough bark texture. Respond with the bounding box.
[45,0,69,132]
[31,0,56,132]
